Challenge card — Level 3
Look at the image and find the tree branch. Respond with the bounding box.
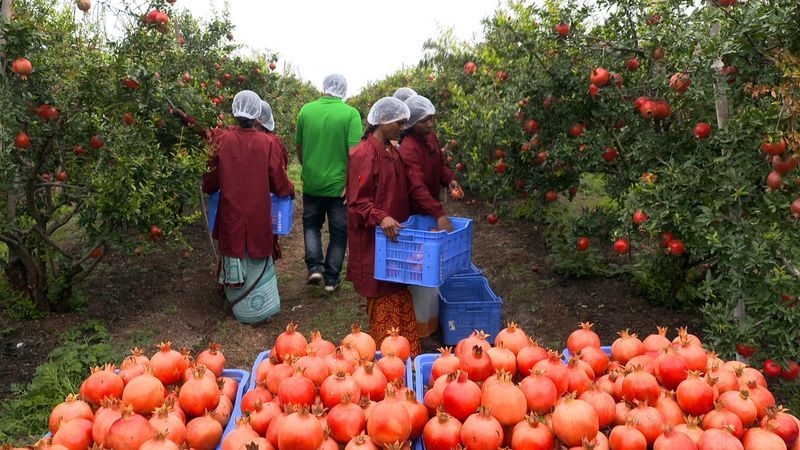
[46,202,84,235]
[31,226,72,258]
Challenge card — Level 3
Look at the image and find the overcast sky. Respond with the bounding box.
[172,0,502,96]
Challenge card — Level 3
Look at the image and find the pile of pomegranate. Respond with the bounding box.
[29,342,236,450]
[419,323,798,450]
[225,322,416,450]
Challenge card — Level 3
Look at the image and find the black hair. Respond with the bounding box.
[361,124,378,141]
[236,117,256,128]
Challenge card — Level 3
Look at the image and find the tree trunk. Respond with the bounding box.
[0,0,13,57]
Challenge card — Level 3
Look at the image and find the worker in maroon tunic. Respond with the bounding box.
[346,97,453,355]
[398,94,460,338]
[256,99,288,260]
[202,90,294,324]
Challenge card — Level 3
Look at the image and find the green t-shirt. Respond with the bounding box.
[296,96,363,197]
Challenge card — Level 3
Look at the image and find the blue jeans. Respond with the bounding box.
[303,194,347,285]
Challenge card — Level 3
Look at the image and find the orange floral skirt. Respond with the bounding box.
[366,288,422,357]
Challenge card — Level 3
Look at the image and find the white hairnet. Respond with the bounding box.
[404,95,436,129]
[322,74,347,98]
[231,90,261,119]
[367,97,411,126]
[257,100,275,131]
[393,87,417,102]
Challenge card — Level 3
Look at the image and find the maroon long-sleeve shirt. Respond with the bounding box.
[202,127,294,259]
[346,134,445,298]
[398,132,455,206]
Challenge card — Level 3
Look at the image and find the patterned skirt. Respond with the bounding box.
[366,288,422,357]
[219,254,280,324]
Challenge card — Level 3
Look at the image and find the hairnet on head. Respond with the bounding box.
[404,95,436,129]
[257,100,275,131]
[367,97,411,126]
[322,74,347,98]
[392,87,417,102]
[231,90,262,119]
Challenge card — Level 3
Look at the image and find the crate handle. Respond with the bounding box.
[465,306,483,312]
[396,234,416,242]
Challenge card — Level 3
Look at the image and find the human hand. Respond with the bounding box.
[380,216,403,241]
[449,180,459,190]
[436,215,454,233]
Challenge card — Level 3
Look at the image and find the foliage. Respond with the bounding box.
[359,0,800,367]
[0,0,317,312]
[0,320,120,443]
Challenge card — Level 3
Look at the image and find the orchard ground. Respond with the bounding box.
[0,177,701,403]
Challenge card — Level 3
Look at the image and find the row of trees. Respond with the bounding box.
[1,0,318,312]
[352,0,800,370]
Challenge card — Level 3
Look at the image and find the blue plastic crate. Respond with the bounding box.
[412,353,441,450]
[247,349,412,391]
[375,215,473,288]
[208,191,293,235]
[450,263,483,278]
[218,368,250,450]
[439,275,502,346]
[562,345,612,364]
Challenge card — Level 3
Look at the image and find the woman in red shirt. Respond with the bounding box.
[203,90,294,324]
[346,97,453,355]
[398,94,461,337]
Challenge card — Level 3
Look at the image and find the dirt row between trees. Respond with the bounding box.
[0,198,701,402]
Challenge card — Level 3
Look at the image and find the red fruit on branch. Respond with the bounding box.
[792,198,800,217]
[16,131,31,149]
[633,210,648,225]
[494,148,506,159]
[763,360,782,378]
[654,101,671,120]
[74,146,85,156]
[651,47,665,60]
[543,95,555,109]
[463,61,476,75]
[767,171,783,191]
[761,137,787,155]
[149,225,163,241]
[589,83,599,97]
[614,238,630,254]
[89,136,104,149]
[602,147,618,162]
[720,65,737,84]
[667,240,685,255]
[642,172,656,185]
[771,155,798,175]
[577,237,590,252]
[646,14,662,25]
[626,58,640,71]
[494,161,507,174]
[487,214,498,225]
[569,123,585,138]
[269,62,277,71]
[12,57,33,80]
[669,72,691,93]
[56,171,68,182]
[523,119,539,134]
[496,70,508,81]
[781,362,799,381]
[123,78,140,89]
[544,191,558,203]
[639,101,657,119]
[659,231,674,248]
[590,67,609,87]
[694,122,712,139]
[555,22,570,36]
[736,343,756,357]
[455,163,464,171]
[123,112,135,125]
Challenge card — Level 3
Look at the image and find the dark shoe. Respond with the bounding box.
[307,272,323,285]
[324,280,342,293]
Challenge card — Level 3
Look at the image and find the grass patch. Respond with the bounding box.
[0,321,121,444]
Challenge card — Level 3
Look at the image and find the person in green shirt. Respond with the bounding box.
[296,74,363,291]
